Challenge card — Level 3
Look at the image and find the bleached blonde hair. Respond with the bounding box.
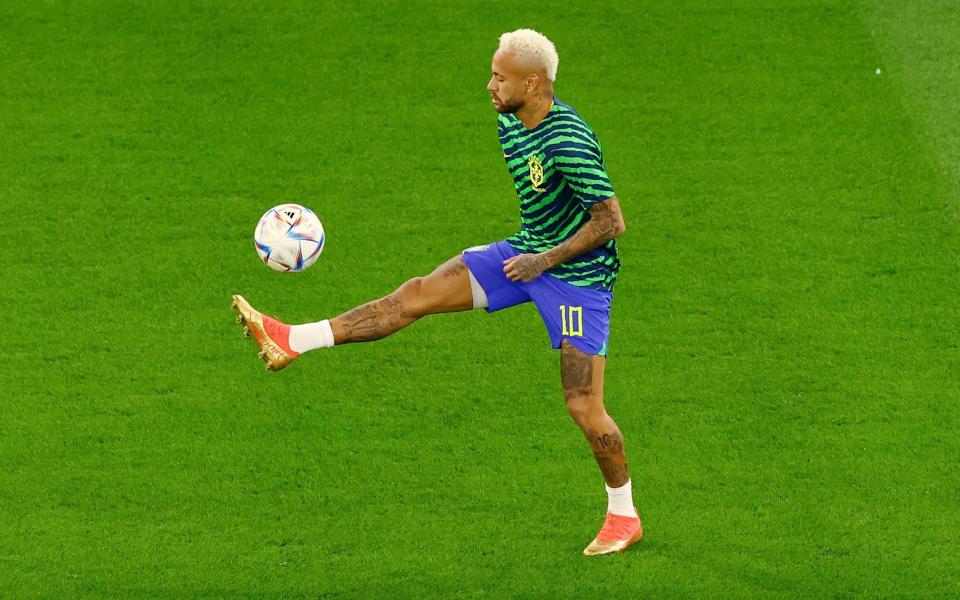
[498,28,559,81]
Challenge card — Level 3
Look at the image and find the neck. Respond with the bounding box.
[517,89,554,129]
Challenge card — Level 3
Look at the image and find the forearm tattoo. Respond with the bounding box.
[339,296,408,342]
[512,253,550,280]
[544,198,623,268]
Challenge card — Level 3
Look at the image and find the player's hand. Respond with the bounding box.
[503,253,550,282]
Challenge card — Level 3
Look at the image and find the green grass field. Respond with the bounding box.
[2,1,958,597]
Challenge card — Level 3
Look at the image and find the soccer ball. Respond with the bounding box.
[253,203,325,272]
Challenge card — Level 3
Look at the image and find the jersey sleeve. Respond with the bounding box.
[549,133,616,209]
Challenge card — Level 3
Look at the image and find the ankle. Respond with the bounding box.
[288,320,335,353]
[606,479,638,518]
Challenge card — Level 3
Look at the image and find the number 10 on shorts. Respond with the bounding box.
[560,305,584,337]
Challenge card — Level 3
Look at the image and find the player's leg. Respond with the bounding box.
[560,340,643,556]
[560,340,630,487]
[329,255,473,344]
[232,254,474,370]
[233,240,527,370]
[527,277,631,485]
[526,275,641,555]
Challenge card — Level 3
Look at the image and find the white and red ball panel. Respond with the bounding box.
[253,203,325,272]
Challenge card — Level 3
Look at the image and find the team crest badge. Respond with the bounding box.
[527,154,547,192]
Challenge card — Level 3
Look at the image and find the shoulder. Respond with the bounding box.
[543,101,601,157]
[550,100,596,134]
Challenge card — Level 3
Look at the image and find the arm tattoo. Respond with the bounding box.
[542,197,624,270]
[511,253,550,280]
[588,200,617,238]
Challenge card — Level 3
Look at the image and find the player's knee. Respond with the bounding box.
[393,276,426,316]
[564,391,605,425]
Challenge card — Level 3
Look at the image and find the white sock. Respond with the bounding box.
[606,479,638,518]
[288,320,335,353]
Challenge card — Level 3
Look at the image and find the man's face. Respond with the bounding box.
[486,50,529,114]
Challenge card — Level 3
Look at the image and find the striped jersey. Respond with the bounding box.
[499,99,620,291]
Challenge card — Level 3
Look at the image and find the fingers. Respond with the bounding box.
[502,256,517,280]
[504,267,530,282]
[502,255,537,282]
[503,263,525,282]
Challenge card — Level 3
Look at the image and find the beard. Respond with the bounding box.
[493,95,524,114]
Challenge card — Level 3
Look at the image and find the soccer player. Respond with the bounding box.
[232,28,642,556]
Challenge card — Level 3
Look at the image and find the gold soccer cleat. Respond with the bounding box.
[583,511,644,556]
[231,294,299,371]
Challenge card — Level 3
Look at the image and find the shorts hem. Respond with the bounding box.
[553,336,607,356]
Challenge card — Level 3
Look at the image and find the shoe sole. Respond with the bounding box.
[231,294,294,371]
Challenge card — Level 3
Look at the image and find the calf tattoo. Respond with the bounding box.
[339,296,407,342]
[586,427,629,488]
[561,341,629,487]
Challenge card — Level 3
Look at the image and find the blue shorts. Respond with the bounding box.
[462,241,612,356]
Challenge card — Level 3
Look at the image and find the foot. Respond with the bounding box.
[231,294,299,371]
[583,511,643,556]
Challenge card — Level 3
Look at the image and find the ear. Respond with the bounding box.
[526,73,540,95]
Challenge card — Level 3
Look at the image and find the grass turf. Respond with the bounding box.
[1,0,958,596]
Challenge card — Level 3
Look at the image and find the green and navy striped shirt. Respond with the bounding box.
[500,99,620,291]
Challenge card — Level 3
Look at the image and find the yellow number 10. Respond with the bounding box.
[560,305,584,337]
